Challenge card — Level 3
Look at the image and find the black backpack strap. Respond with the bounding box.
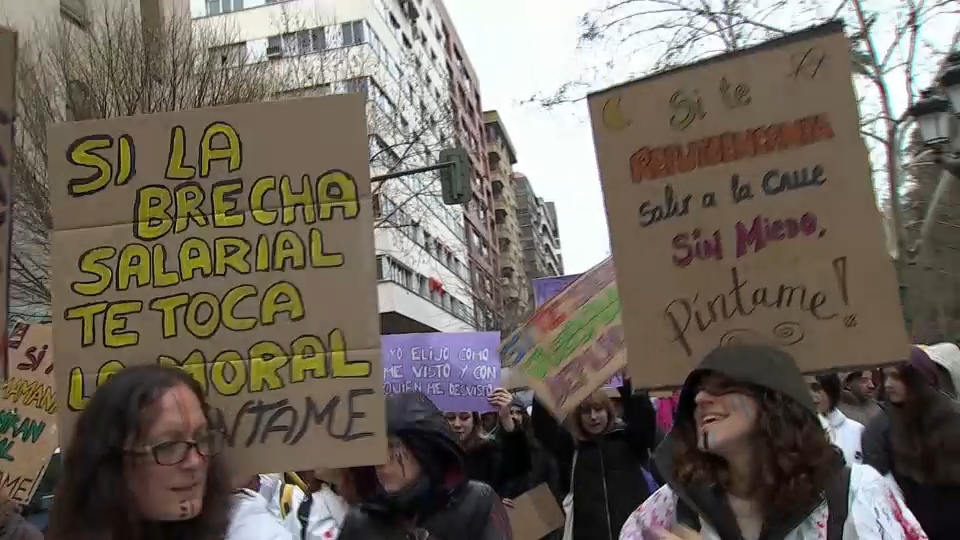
[297,492,314,540]
[825,466,852,540]
[675,498,702,533]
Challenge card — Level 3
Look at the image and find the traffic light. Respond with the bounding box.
[439,147,471,205]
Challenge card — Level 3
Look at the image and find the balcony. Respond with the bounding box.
[61,0,89,27]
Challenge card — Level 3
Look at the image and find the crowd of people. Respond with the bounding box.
[4,341,960,540]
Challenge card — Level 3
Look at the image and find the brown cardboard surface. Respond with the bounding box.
[499,258,626,417]
[48,94,385,475]
[587,22,909,389]
[0,27,15,379]
[506,483,565,540]
[0,323,58,503]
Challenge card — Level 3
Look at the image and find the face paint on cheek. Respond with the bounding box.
[735,395,752,421]
[389,441,407,478]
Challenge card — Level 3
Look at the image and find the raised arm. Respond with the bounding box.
[620,378,658,459]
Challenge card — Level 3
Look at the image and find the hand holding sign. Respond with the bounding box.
[488,388,515,432]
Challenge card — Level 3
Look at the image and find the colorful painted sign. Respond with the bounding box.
[0,323,58,504]
[382,332,500,412]
[500,258,626,416]
[587,22,910,388]
[49,95,385,476]
[533,274,624,390]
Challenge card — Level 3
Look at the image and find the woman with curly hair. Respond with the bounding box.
[620,343,925,540]
[862,345,960,540]
[48,365,233,540]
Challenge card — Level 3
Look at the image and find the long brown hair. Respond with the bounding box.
[49,365,232,540]
[566,390,616,441]
[670,382,836,517]
[888,362,960,483]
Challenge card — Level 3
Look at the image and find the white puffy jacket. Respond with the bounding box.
[619,464,928,540]
[227,489,294,540]
[821,408,865,465]
[281,485,348,540]
[255,473,348,539]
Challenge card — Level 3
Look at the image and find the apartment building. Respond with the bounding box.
[194,0,477,333]
[433,2,500,332]
[513,172,564,279]
[484,111,532,328]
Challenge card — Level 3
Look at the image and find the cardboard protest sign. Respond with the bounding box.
[382,332,499,412]
[48,95,385,475]
[506,483,565,540]
[533,274,624,390]
[0,323,58,503]
[500,258,626,417]
[587,21,909,389]
[0,27,15,378]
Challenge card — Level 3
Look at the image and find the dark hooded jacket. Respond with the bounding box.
[531,380,658,540]
[339,392,512,540]
[500,399,560,502]
[461,411,532,496]
[653,344,848,540]
[860,350,960,540]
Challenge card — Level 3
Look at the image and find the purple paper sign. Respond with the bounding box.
[532,274,582,308]
[532,274,623,390]
[382,332,500,412]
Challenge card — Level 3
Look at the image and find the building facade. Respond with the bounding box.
[433,2,500,332]
[513,172,564,279]
[484,111,532,328]
[193,0,477,333]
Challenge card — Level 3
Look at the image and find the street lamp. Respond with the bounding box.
[909,52,960,158]
[901,50,960,338]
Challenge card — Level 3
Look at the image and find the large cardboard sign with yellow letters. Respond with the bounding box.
[49,95,385,475]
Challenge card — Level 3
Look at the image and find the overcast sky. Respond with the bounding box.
[445,0,958,275]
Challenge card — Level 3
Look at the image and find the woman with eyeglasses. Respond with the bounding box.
[48,364,234,540]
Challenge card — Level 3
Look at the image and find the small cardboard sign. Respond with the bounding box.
[587,21,909,388]
[48,94,385,475]
[0,323,58,504]
[500,258,626,417]
[507,483,565,540]
[382,332,500,412]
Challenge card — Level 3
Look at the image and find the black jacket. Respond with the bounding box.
[340,392,512,540]
[862,408,960,540]
[532,381,658,540]
[463,428,531,496]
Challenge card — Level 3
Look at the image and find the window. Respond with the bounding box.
[417,275,428,295]
[211,43,247,68]
[342,21,367,46]
[207,0,242,15]
[342,77,369,98]
[369,135,400,171]
[376,256,386,280]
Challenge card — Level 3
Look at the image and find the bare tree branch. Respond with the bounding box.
[10,4,278,316]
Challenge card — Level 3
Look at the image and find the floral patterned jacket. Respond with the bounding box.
[619,464,928,540]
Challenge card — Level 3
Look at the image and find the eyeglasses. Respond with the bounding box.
[130,430,225,466]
